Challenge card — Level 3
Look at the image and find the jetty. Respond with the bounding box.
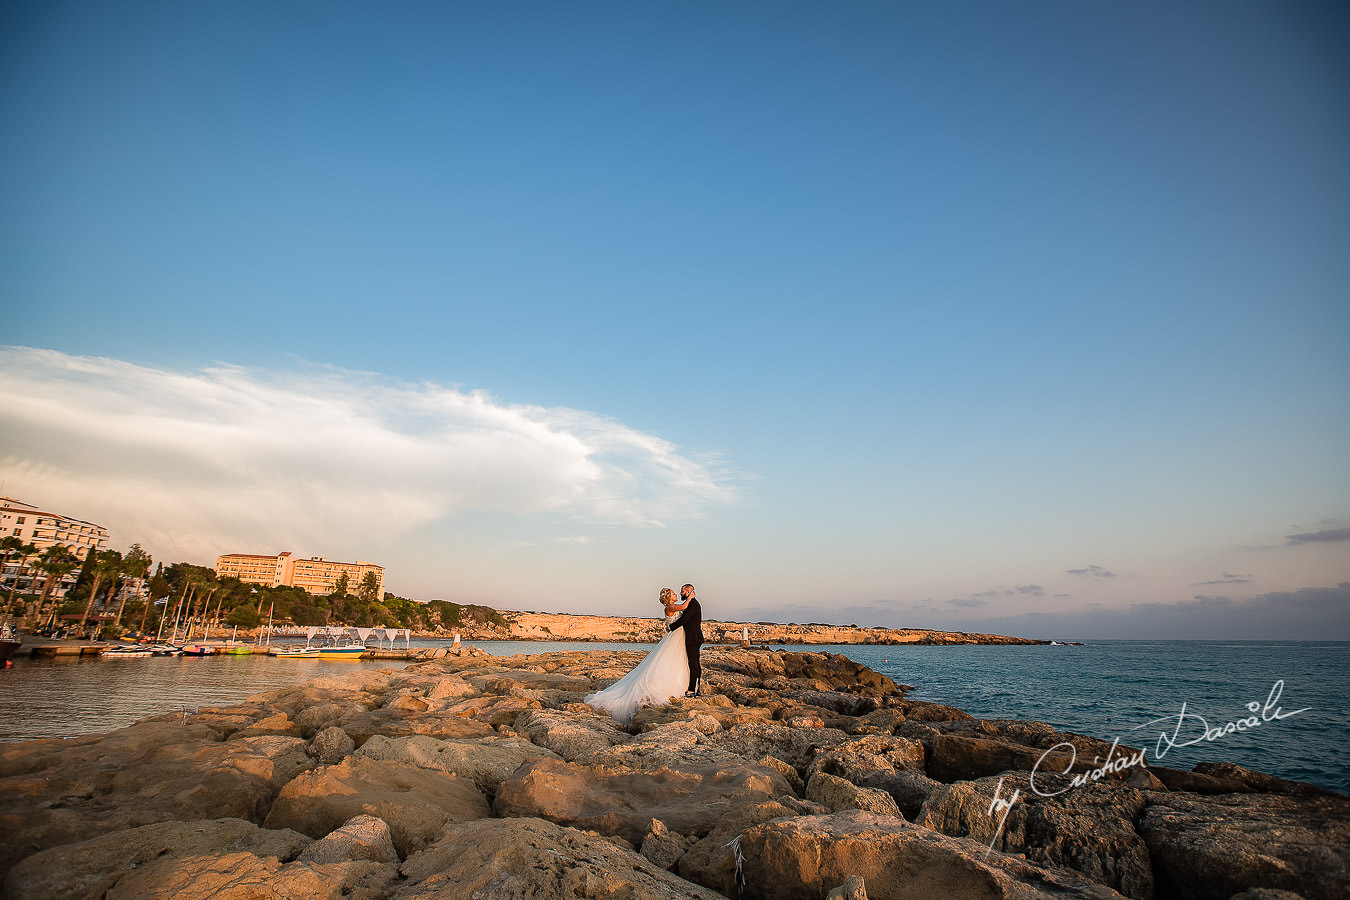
[1,647,1344,899]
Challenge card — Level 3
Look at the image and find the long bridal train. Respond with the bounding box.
[584,617,690,724]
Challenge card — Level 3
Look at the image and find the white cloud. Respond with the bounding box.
[0,347,737,563]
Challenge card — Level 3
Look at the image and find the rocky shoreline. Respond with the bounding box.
[2,648,1345,899]
[428,611,1049,645]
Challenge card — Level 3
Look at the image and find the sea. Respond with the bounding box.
[2,639,1345,795]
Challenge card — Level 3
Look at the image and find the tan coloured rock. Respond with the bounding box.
[329,705,498,745]
[355,733,559,796]
[264,756,489,857]
[0,729,312,879]
[805,772,903,816]
[827,875,870,900]
[439,693,541,726]
[668,794,815,898]
[309,725,356,764]
[806,734,936,818]
[915,772,1152,899]
[641,818,696,870]
[107,852,395,900]
[228,712,302,740]
[494,756,794,847]
[735,810,1126,899]
[514,707,633,760]
[298,814,400,865]
[2,818,310,899]
[392,815,725,899]
[924,732,1077,783]
[425,675,476,700]
[704,721,851,771]
[1139,790,1350,900]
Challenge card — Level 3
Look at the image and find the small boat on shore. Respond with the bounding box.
[0,623,21,663]
[179,644,216,657]
[316,643,367,660]
[273,646,321,658]
[100,645,154,657]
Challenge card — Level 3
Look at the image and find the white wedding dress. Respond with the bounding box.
[585,614,691,725]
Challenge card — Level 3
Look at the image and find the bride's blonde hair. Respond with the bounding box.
[659,587,677,606]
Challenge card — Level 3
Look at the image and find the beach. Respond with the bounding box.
[2,646,1345,898]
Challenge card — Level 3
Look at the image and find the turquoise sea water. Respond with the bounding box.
[3,639,1345,794]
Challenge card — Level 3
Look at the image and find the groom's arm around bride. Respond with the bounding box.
[667,584,704,696]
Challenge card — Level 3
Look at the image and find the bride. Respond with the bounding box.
[585,588,691,725]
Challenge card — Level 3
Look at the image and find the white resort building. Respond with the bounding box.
[0,496,111,599]
[215,551,385,598]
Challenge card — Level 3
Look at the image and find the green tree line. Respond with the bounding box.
[1,538,505,638]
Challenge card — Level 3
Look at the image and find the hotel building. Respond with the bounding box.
[215,551,385,598]
[0,496,110,598]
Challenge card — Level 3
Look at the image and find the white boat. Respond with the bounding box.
[316,643,366,660]
[273,646,321,658]
[100,645,153,657]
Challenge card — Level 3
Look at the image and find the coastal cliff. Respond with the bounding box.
[443,610,1047,645]
[2,648,1344,899]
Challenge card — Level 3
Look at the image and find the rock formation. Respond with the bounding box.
[466,609,1050,645]
[1,648,1344,899]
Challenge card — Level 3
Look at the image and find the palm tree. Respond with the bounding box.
[5,540,39,612]
[77,550,124,639]
[30,545,79,629]
[113,544,152,631]
[0,535,25,590]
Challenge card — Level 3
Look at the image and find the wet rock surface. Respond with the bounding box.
[1,648,1344,899]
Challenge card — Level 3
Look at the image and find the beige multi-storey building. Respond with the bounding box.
[215,551,385,598]
[1,496,110,598]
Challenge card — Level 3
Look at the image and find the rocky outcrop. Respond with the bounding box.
[735,810,1125,899]
[1139,790,1350,900]
[263,756,489,857]
[393,816,725,899]
[496,610,1050,645]
[1,647,1344,900]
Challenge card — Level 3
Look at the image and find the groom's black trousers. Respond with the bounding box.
[683,630,703,693]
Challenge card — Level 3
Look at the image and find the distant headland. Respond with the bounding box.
[445,610,1046,646]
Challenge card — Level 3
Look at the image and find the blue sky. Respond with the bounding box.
[2,2,1347,638]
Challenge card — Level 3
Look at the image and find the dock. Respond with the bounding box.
[24,638,109,657]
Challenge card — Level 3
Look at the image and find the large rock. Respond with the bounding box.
[805,772,903,816]
[2,818,310,899]
[676,799,806,895]
[264,756,489,857]
[392,816,724,899]
[704,721,851,772]
[781,652,900,694]
[805,734,933,815]
[298,814,400,865]
[915,772,1152,900]
[515,707,633,760]
[309,725,356,764]
[923,732,1076,783]
[0,728,313,879]
[735,810,1126,899]
[494,756,794,846]
[106,851,394,899]
[1139,790,1350,900]
[355,733,559,796]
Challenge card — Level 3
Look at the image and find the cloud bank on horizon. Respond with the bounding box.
[0,346,737,564]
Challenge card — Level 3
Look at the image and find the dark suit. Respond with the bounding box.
[668,597,704,693]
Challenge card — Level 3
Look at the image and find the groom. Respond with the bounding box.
[668,583,704,696]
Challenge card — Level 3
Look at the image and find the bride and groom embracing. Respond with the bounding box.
[584,584,704,724]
